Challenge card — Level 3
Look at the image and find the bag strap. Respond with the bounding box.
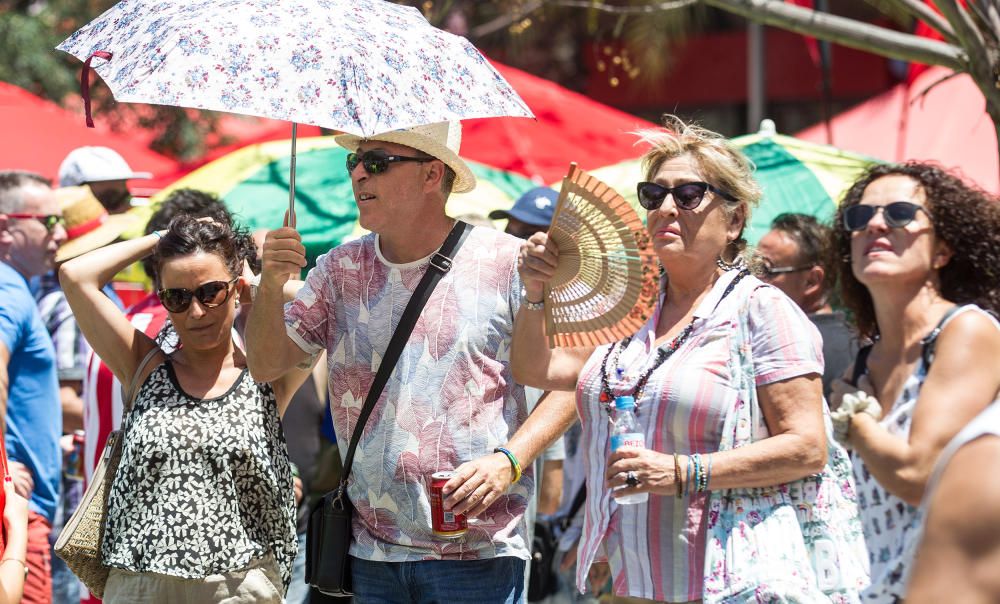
[920,304,962,367]
[559,484,587,531]
[121,346,164,413]
[338,221,473,486]
[851,344,874,387]
[851,305,962,386]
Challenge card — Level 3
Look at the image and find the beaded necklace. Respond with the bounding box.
[598,269,749,415]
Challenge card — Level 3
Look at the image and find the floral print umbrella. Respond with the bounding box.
[56,0,533,136]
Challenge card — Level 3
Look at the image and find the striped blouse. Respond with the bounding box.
[574,270,824,602]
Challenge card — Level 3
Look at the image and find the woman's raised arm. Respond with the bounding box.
[511,231,592,390]
[59,233,162,387]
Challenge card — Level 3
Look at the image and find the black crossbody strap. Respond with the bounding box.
[339,221,472,483]
[559,484,587,531]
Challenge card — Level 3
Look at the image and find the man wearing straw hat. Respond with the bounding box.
[248,121,574,603]
[34,186,137,604]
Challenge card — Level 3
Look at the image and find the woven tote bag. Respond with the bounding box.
[54,347,160,598]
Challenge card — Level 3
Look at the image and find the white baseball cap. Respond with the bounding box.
[58,146,153,187]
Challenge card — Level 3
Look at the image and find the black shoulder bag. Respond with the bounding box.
[528,484,587,601]
[306,221,473,597]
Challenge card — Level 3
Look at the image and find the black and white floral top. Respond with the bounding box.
[102,360,296,592]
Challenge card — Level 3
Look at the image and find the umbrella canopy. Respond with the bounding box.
[57,0,532,136]
[797,67,998,191]
[151,137,538,268]
[0,81,180,193]
[576,122,878,244]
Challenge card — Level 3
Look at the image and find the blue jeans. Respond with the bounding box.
[285,533,310,604]
[351,556,526,604]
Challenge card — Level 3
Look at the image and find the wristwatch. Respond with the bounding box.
[521,291,544,311]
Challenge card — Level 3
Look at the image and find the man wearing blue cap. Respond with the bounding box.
[489,186,558,240]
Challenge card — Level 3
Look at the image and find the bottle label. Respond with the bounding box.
[611,433,645,451]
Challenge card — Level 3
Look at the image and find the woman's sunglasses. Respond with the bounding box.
[6,213,65,233]
[158,277,239,314]
[346,150,433,175]
[636,181,736,211]
[843,201,927,232]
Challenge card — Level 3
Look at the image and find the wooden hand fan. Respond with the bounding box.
[543,163,659,348]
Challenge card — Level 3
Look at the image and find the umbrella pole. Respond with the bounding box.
[288,123,298,228]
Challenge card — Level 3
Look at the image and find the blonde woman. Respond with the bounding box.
[511,116,863,602]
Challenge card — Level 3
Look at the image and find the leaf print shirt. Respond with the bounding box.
[102,361,297,592]
[284,227,532,563]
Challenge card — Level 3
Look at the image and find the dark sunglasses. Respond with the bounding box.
[843,202,927,232]
[7,213,65,233]
[158,277,239,314]
[757,259,814,279]
[346,150,433,175]
[636,181,736,211]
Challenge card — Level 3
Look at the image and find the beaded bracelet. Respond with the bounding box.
[520,296,544,311]
[494,446,522,484]
[685,454,693,497]
[691,454,701,495]
[705,454,714,492]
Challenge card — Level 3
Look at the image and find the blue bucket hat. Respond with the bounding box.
[489,186,559,227]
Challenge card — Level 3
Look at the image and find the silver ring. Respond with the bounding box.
[625,471,639,488]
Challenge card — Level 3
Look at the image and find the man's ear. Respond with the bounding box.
[423,159,446,193]
[0,215,12,247]
[804,264,825,297]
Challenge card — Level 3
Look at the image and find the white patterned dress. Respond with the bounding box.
[853,304,1000,603]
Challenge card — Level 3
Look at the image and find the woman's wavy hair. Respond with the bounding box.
[635,114,762,260]
[833,161,1000,339]
[151,215,258,290]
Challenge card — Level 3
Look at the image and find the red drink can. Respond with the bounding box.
[428,471,467,539]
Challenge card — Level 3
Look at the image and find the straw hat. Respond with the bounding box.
[334,121,476,193]
[56,186,140,262]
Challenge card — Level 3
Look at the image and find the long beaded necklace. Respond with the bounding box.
[598,268,750,415]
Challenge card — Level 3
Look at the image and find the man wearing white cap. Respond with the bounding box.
[57,146,151,215]
[248,122,573,603]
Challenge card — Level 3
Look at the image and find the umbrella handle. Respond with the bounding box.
[287,123,298,229]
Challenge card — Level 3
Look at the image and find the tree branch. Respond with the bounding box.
[549,0,698,12]
[702,0,966,70]
[933,0,987,50]
[887,0,959,44]
[470,1,545,38]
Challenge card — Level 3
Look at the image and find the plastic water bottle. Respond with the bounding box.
[609,395,649,505]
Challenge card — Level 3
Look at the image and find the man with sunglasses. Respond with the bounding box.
[0,171,67,604]
[755,213,856,398]
[248,122,566,604]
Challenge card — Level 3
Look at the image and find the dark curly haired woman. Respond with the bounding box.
[60,216,311,602]
[828,161,1000,602]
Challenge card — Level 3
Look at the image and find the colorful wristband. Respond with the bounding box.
[494,446,522,484]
